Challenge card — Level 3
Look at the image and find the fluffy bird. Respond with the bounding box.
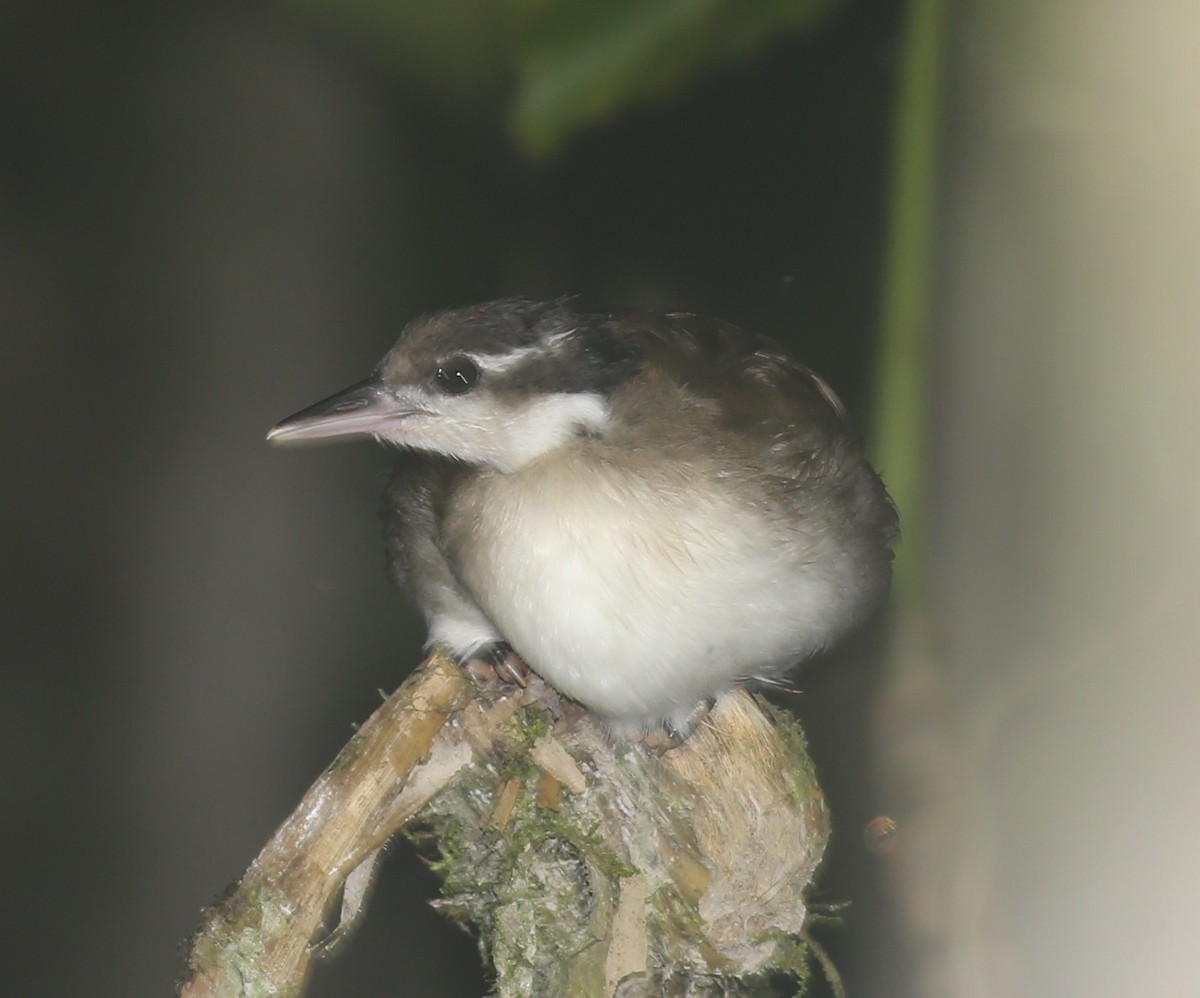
[268,299,898,736]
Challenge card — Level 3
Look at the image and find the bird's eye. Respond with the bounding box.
[435,356,480,395]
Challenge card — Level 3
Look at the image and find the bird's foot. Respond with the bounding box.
[640,697,716,753]
[640,726,685,752]
[460,641,530,691]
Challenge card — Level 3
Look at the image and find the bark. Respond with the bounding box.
[179,653,831,997]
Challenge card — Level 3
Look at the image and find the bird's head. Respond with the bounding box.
[267,299,640,472]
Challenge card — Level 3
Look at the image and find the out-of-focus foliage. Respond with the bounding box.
[510,0,839,154]
[278,0,513,121]
[276,0,839,155]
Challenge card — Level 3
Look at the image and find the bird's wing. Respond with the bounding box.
[625,311,857,467]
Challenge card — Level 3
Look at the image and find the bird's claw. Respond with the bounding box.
[641,697,716,753]
[461,642,530,690]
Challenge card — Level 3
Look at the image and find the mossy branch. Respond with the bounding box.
[179,654,831,996]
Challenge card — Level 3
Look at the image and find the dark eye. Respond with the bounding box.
[435,356,479,395]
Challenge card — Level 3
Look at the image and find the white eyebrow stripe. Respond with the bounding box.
[543,327,577,348]
[469,329,577,373]
[469,346,542,372]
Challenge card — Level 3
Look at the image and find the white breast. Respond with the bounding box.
[446,445,853,730]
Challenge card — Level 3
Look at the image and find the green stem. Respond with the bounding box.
[872,0,949,614]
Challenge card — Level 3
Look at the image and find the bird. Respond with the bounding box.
[268,298,898,737]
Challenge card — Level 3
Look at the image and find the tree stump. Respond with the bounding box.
[180,653,831,997]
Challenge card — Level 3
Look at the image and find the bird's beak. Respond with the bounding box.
[266,376,419,446]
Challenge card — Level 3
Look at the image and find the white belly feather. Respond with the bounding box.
[447,446,851,729]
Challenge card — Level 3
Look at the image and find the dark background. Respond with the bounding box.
[2,1,908,994]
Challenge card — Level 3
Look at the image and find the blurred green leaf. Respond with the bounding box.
[511,0,839,156]
[277,0,512,122]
